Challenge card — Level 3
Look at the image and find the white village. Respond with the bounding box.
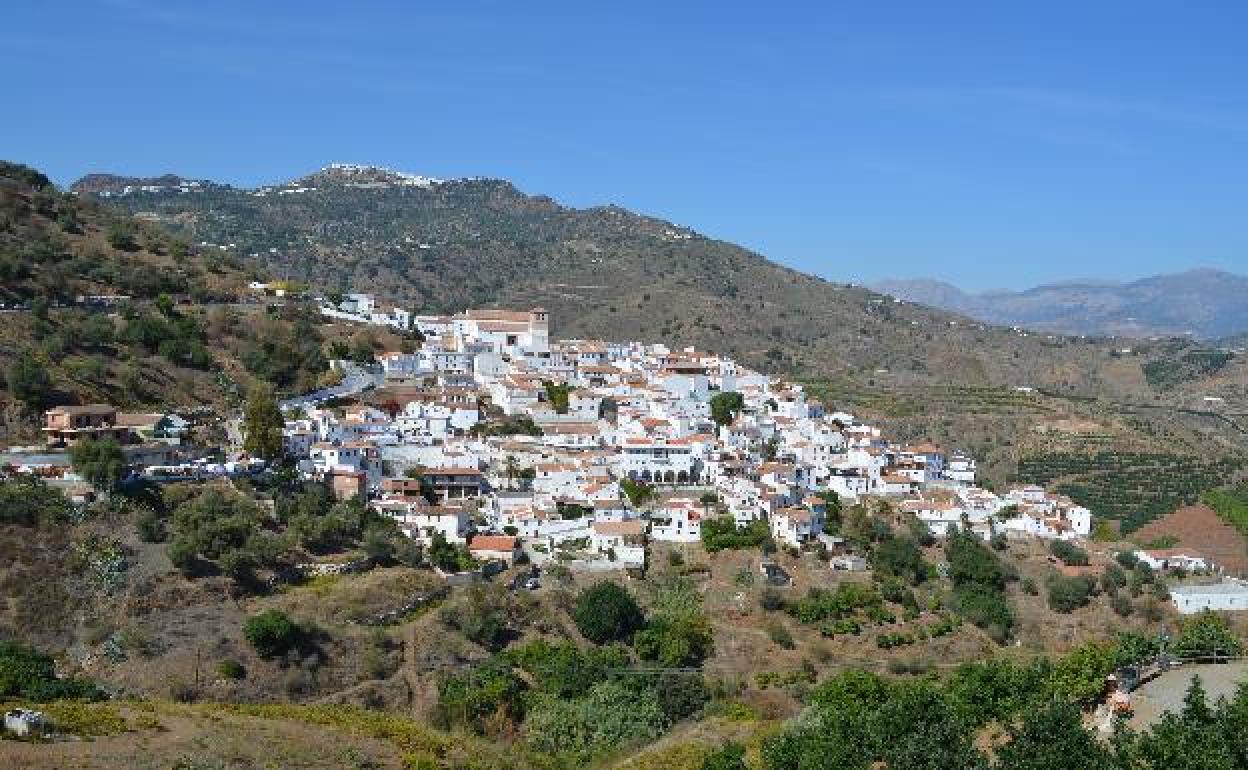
[293,297,1094,569]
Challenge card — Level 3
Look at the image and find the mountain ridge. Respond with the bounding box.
[872,268,1248,339]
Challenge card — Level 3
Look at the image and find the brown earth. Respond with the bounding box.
[1132,504,1248,575]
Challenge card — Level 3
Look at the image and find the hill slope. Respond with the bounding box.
[77,165,1248,480]
[873,269,1248,339]
[80,164,1172,391]
[0,161,385,440]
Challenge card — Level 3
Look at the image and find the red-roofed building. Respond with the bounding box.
[469,534,521,564]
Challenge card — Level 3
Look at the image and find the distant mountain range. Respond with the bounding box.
[871,270,1248,340]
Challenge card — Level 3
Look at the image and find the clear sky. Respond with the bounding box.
[6,1,1248,289]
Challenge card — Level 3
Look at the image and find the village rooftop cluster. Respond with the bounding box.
[290,297,1098,567]
[12,296,1243,614]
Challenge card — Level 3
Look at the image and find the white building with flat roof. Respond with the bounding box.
[1170,580,1248,615]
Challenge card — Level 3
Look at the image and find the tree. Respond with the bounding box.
[242,383,285,462]
[1049,539,1089,566]
[428,532,477,572]
[945,529,1014,641]
[1174,610,1242,659]
[871,535,926,584]
[438,657,527,733]
[1046,573,1095,613]
[168,536,198,575]
[363,526,397,564]
[709,391,745,427]
[574,581,644,644]
[243,609,301,658]
[701,516,770,552]
[69,437,127,490]
[0,474,72,526]
[992,700,1113,770]
[404,466,438,503]
[1048,641,1117,706]
[503,455,520,491]
[7,350,52,411]
[620,477,657,508]
[634,614,714,667]
[656,671,710,722]
[542,380,572,414]
[106,221,139,251]
[439,584,511,651]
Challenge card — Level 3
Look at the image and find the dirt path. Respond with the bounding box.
[0,703,404,770]
[1128,661,1248,728]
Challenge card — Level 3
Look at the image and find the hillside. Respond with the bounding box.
[873,269,1248,340]
[0,161,403,441]
[78,165,1223,390]
[82,164,1248,488]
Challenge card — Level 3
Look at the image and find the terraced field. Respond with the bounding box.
[1016,452,1245,532]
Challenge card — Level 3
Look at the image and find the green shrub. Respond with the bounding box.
[701,516,770,552]
[243,609,301,658]
[787,583,882,625]
[765,620,796,649]
[1049,539,1089,566]
[1046,574,1095,613]
[437,657,527,733]
[573,581,644,644]
[0,641,101,701]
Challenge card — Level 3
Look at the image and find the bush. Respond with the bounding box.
[524,679,668,763]
[573,581,644,644]
[876,631,916,649]
[217,659,247,680]
[136,509,167,543]
[439,584,514,651]
[787,583,882,625]
[438,657,527,734]
[765,620,796,649]
[1046,574,1095,613]
[427,532,477,572]
[1049,540,1089,566]
[871,536,926,584]
[243,610,301,658]
[702,742,748,770]
[634,615,715,666]
[0,641,101,701]
[820,618,862,637]
[0,475,71,526]
[946,530,1014,640]
[701,516,770,552]
[1111,594,1133,617]
[656,671,710,722]
[952,583,1014,642]
[6,350,53,411]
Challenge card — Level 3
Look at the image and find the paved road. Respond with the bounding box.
[279,360,384,411]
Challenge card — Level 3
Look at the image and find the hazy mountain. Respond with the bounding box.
[872,269,1248,339]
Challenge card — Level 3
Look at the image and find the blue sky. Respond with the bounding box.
[6,1,1248,289]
